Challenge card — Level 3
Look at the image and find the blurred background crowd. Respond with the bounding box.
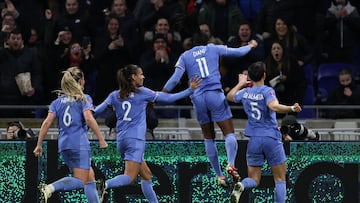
[0,0,359,119]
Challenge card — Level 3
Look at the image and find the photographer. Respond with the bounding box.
[6,121,36,140]
[280,115,319,141]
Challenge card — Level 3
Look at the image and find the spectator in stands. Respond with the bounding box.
[0,0,30,45]
[183,23,223,51]
[264,17,312,66]
[140,33,179,118]
[27,28,41,48]
[264,40,306,112]
[49,0,94,43]
[92,14,132,104]
[326,68,360,118]
[255,0,297,40]
[162,32,258,187]
[92,0,142,61]
[323,0,360,63]
[198,0,245,43]
[223,21,265,89]
[143,16,182,56]
[1,0,20,20]
[199,23,223,45]
[0,29,43,117]
[59,41,97,98]
[7,0,47,40]
[42,22,74,103]
[134,0,184,34]
[175,0,203,40]
[109,0,142,61]
[293,0,326,44]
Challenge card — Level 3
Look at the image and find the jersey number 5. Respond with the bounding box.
[250,102,261,120]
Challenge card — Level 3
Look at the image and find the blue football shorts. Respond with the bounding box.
[117,138,145,163]
[61,149,91,170]
[246,136,286,167]
[191,90,232,124]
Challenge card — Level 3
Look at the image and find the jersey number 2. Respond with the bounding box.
[122,101,132,121]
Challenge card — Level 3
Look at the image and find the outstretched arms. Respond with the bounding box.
[158,76,201,102]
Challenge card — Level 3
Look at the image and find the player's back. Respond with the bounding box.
[179,44,227,94]
[106,87,156,141]
[50,95,91,151]
[239,85,281,139]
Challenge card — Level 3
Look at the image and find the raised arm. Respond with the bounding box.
[225,40,258,57]
[158,76,201,102]
[94,101,109,118]
[268,101,302,114]
[227,74,249,102]
[162,67,185,92]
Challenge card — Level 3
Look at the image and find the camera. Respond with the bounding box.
[280,115,319,141]
[7,121,36,140]
[13,128,28,139]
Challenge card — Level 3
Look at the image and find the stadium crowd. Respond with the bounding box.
[0,0,359,119]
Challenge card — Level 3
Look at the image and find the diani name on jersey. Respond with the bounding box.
[192,48,205,57]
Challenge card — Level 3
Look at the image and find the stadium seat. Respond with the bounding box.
[297,84,316,118]
[236,0,264,22]
[316,63,354,102]
[303,63,314,85]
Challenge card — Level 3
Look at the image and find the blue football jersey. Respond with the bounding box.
[173,44,251,96]
[103,87,158,141]
[234,85,282,140]
[49,94,94,152]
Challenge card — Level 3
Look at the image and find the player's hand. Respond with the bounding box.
[189,76,202,90]
[33,146,43,157]
[99,140,108,149]
[291,103,302,113]
[283,134,293,141]
[248,40,258,49]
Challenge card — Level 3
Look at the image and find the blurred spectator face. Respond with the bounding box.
[2,14,16,31]
[271,42,283,62]
[216,0,227,5]
[107,17,120,36]
[238,24,251,42]
[65,0,79,15]
[28,28,38,45]
[60,30,72,45]
[339,73,352,86]
[70,43,82,58]
[112,0,127,16]
[153,38,167,51]
[275,18,288,38]
[155,18,169,34]
[7,33,23,50]
[199,24,211,37]
[150,0,164,7]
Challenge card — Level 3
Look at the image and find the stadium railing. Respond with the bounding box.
[0,105,359,141]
